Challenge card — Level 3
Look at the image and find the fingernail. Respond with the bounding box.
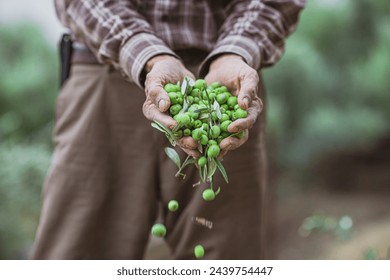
[159,99,167,110]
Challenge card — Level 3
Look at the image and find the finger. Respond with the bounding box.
[176,136,199,150]
[142,100,177,129]
[204,73,217,85]
[145,78,171,112]
[217,130,249,160]
[184,70,196,81]
[228,98,263,133]
[219,130,249,150]
[237,70,259,109]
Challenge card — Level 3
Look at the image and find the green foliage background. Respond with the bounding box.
[0,0,389,259]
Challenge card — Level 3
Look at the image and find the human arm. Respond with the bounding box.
[54,0,177,88]
[203,0,305,157]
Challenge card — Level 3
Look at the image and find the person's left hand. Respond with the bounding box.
[205,54,263,159]
[143,55,200,158]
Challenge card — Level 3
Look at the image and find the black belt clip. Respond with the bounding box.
[59,33,73,87]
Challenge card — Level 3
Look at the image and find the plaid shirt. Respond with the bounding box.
[55,0,305,87]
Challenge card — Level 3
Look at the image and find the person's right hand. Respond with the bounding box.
[143,55,200,157]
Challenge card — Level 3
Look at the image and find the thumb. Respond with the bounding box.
[237,73,258,109]
[156,87,171,112]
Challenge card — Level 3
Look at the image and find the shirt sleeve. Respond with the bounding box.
[199,0,306,77]
[55,0,177,87]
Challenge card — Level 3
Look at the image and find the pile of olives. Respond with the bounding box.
[165,79,247,155]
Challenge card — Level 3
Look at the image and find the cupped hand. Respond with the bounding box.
[204,54,263,158]
[142,55,200,157]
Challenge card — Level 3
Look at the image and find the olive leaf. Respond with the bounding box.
[152,121,177,146]
[216,159,229,183]
[181,77,188,96]
[199,165,205,182]
[207,158,217,180]
[152,121,172,135]
[203,165,208,183]
[180,97,190,114]
[164,147,181,168]
[199,113,209,120]
[194,107,210,114]
[213,100,222,119]
[151,122,167,133]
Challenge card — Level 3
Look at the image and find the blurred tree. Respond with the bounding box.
[0,24,58,145]
[264,0,390,167]
[0,144,51,259]
[0,24,57,259]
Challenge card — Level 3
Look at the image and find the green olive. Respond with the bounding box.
[225,110,233,118]
[176,113,191,126]
[221,131,231,138]
[227,96,238,109]
[194,79,207,90]
[219,86,228,92]
[177,94,184,105]
[194,120,202,128]
[220,120,232,132]
[194,244,205,259]
[215,87,226,94]
[235,108,248,119]
[164,83,180,93]
[198,156,207,167]
[192,128,202,141]
[168,200,179,212]
[211,111,218,122]
[200,134,209,145]
[221,104,229,110]
[236,131,246,139]
[220,113,230,122]
[151,224,166,237]
[208,92,216,101]
[202,188,215,201]
[216,93,228,105]
[183,128,191,137]
[210,82,220,89]
[207,144,220,158]
[208,139,217,146]
[169,104,182,116]
[191,88,201,98]
[210,125,221,138]
[202,90,209,100]
[168,92,180,105]
[187,96,194,104]
[173,130,183,139]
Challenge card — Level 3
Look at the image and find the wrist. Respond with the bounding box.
[145,54,179,73]
[209,54,244,71]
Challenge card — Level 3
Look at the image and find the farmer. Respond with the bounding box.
[31,0,305,259]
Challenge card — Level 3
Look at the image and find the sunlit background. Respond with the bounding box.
[0,0,389,260]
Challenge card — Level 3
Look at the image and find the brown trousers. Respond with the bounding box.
[31,63,267,259]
